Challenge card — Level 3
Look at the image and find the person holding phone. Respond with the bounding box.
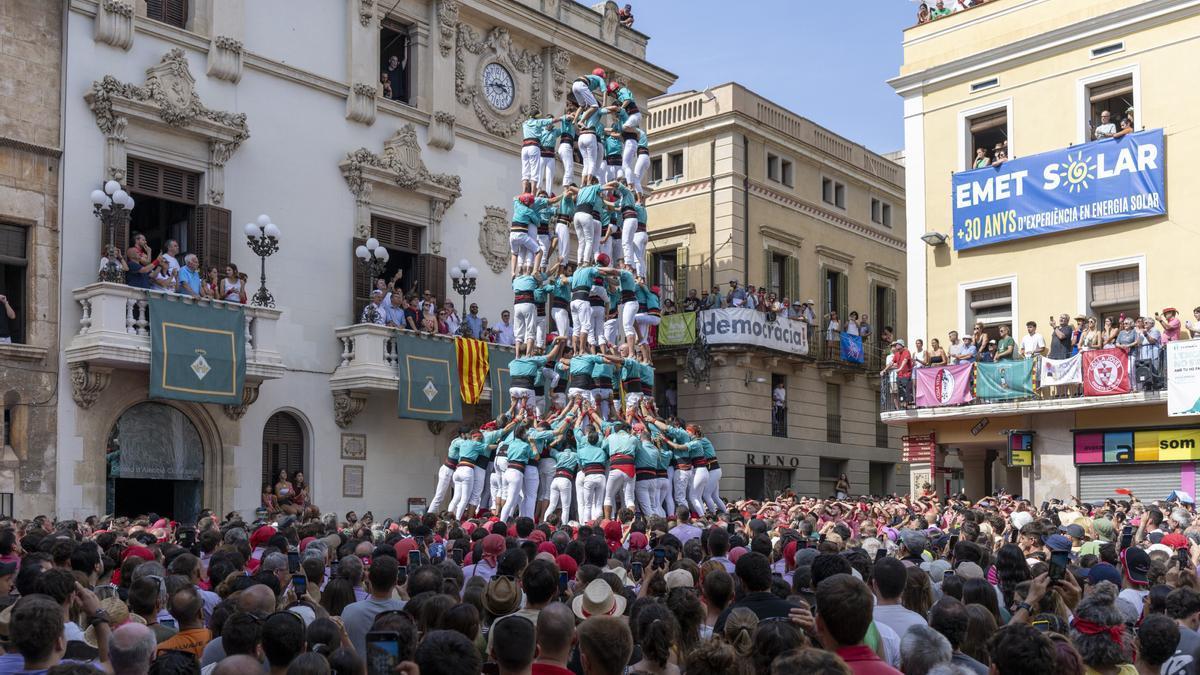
[341,556,405,657]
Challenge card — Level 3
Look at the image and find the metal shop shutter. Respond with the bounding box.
[1079,463,1180,503]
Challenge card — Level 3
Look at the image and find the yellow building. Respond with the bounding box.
[644,83,908,500]
[888,0,1200,501]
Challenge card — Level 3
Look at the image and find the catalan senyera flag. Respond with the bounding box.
[456,337,489,405]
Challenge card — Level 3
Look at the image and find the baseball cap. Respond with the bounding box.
[1162,533,1189,550]
[664,569,694,590]
[1060,524,1085,540]
[1121,547,1150,585]
[1045,535,1072,552]
[921,559,951,584]
[955,561,984,580]
[1087,562,1122,587]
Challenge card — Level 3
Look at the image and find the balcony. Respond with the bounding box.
[328,323,512,427]
[65,282,284,415]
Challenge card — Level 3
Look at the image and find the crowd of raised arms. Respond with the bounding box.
[8,491,1200,675]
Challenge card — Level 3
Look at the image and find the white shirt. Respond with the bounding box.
[444,312,461,335]
[772,386,786,407]
[162,253,180,275]
[495,321,515,345]
[846,321,860,337]
[1094,122,1118,139]
[1020,332,1046,358]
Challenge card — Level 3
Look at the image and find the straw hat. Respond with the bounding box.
[84,597,132,647]
[572,579,627,620]
[483,576,523,617]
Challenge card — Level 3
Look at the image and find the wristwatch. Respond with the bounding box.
[1015,602,1033,615]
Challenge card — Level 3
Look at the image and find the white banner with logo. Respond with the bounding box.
[1168,339,1200,417]
[1038,354,1082,388]
[699,308,809,356]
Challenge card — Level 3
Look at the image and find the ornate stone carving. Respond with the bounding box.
[207,35,244,83]
[343,125,462,197]
[222,381,261,420]
[105,116,128,182]
[599,1,619,44]
[429,199,448,255]
[70,363,112,409]
[550,48,571,101]
[427,421,446,435]
[359,0,375,27]
[478,206,510,274]
[436,0,459,57]
[333,390,368,428]
[87,49,251,146]
[428,111,456,151]
[346,82,378,125]
[455,24,544,137]
[96,0,134,50]
[207,141,236,205]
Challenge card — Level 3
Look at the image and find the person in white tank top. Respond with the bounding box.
[220,263,246,303]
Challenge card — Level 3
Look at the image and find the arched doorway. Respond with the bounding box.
[262,411,305,492]
[106,402,204,523]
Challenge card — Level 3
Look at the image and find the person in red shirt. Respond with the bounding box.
[532,603,576,675]
[890,340,914,407]
[815,574,902,675]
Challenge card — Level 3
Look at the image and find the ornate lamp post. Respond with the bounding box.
[355,238,390,323]
[243,214,281,307]
[449,258,479,336]
[90,179,135,283]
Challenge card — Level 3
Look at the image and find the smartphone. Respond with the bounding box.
[559,571,569,591]
[948,534,960,551]
[160,618,178,630]
[653,548,666,568]
[1120,525,1134,551]
[1031,619,1051,633]
[452,548,464,565]
[416,535,425,548]
[291,573,307,598]
[177,527,196,549]
[631,562,643,582]
[396,564,408,587]
[1180,547,1192,569]
[1049,550,1070,582]
[410,550,424,567]
[287,550,300,574]
[365,631,400,675]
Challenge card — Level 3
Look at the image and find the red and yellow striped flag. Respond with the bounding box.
[456,337,489,405]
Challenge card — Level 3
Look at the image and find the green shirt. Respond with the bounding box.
[996,336,1016,360]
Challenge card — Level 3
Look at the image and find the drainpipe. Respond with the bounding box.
[743,134,750,284]
[708,139,715,288]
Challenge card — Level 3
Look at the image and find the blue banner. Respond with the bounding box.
[395,332,462,422]
[952,129,1165,250]
[840,333,864,364]
[149,295,244,405]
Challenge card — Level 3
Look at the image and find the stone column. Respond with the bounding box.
[426,0,458,150]
[345,0,380,125]
[205,0,245,83]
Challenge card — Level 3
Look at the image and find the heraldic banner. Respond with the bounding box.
[915,363,974,407]
[1038,354,1082,388]
[396,333,462,421]
[974,359,1036,400]
[489,345,515,419]
[657,312,697,347]
[149,295,245,405]
[1082,348,1132,397]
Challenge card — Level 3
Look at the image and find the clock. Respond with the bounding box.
[482,62,515,111]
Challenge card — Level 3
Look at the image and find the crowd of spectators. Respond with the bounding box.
[916,0,994,24]
[357,274,517,345]
[5,489,1200,675]
[105,234,249,304]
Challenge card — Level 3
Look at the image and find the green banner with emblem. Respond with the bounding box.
[149,295,245,405]
[657,312,696,347]
[489,347,514,419]
[396,332,462,421]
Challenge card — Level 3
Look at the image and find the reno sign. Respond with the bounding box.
[952,129,1165,250]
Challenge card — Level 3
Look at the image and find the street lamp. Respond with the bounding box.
[91,179,135,283]
[355,238,390,323]
[244,214,281,307]
[449,259,479,336]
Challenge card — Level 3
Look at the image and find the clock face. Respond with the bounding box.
[482,62,515,111]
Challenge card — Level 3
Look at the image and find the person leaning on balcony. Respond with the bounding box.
[893,339,914,405]
[1079,316,1102,351]
[1102,316,1119,348]
[361,289,386,325]
[931,0,952,18]
[973,148,991,169]
[1116,317,1138,354]
[1156,308,1182,344]
[995,324,1016,360]
[927,338,947,366]
[910,338,928,368]
[384,292,407,328]
[1094,110,1118,140]
[1020,321,1046,359]
[1186,307,1200,339]
[177,254,203,297]
[948,330,975,364]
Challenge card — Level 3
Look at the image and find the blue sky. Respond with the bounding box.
[633,0,915,154]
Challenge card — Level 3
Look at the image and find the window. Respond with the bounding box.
[781,159,793,187]
[0,223,28,343]
[1088,266,1139,326]
[966,284,1013,341]
[145,0,188,28]
[2,405,11,448]
[380,21,414,104]
[822,266,847,326]
[822,177,846,209]
[651,248,685,304]
[768,252,787,298]
[768,153,794,187]
[262,411,305,488]
[970,77,999,93]
[1086,76,1133,141]
[771,373,787,438]
[826,383,841,444]
[871,282,897,357]
[767,153,780,182]
[871,198,892,227]
[966,108,1008,168]
[668,151,683,179]
[649,156,663,183]
[353,216,422,319]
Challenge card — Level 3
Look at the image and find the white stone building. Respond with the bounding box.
[50,0,673,521]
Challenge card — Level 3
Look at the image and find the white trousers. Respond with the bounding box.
[580,473,606,522]
[591,305,606,346]
[633,153,651,194]
[598,230,614,265]
[660,471,674,516]
[499,467,525,521]
[620,301,638,338]
[602,318,619,348]
[570,299,593,342]
[537,234,551,270]
[591,388,612,419]
[621,138,638,185]
[572,81,598,109]
[489,456,510,510]
[673,467,693,508]
[552,307,570,338]
[620,217,638,269]
[623,112,643,131]
[604,469,635,509]
[624,391,643,412]
[690,466,710,515]
[513,302,536,344]
[538,154,555,194]
[510,231,538,268]
[448,465,475,519]
[555,221,571,266]
[470,465,488,507]
[429,465,455,513]
[635,479,659,517]
[521,465,540,518]
[578,134,599,180]
[632,231,648,278]
[558,142,575,187]
[537,458,556,501]
[521,145,541,181]
[706,467,726,513]
[573,211,596,264]
[546,476,574,521]
[635,313,660,345]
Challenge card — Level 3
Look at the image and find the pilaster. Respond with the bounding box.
[345,0,381,125]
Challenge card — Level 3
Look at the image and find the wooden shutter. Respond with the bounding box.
[262,412,304,486]
[675,246,688,304]
[372,216,421,254]
[146,0,188,28]
[837,271,848,324]
[785,256,800,301]
[352,237,370,322]
[189,205,231,274]
[885,286,897,339]
[762,248,772,291]
[126,157,199,204]
[416,253,446,304]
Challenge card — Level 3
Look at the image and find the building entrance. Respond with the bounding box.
[106,402,204,523]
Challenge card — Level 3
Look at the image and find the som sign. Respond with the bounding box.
[951,129,1166,250]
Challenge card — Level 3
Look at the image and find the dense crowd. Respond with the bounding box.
[5,490,1200,675]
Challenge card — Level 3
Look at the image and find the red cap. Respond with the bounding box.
[650,286,660,295]
[481,421,498,430]
[299,536,316,553]
[518,193,535,206]
[1163,533,1189,550]
[250,525,276,549]
[592,67,607,78]
[596,253,611,266]
[607,81,620,93]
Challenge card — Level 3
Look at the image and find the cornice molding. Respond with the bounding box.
[748,182,906,252]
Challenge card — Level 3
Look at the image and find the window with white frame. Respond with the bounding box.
[1086,75,1134,141]
[966,284,1013,342]
[966,108,1008,168]
[1087,266,1140,326]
